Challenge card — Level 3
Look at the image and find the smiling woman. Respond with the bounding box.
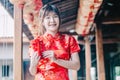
[38,4,60,35]
[28,4,81,80]
[43,11,59,33]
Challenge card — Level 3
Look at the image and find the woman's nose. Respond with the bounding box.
[50,17,55,22]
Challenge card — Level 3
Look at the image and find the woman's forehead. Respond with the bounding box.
[45,11,58,16]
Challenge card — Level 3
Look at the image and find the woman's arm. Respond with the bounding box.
[29,62,37,76]
[29,49,40,76]
[54,52,80,70]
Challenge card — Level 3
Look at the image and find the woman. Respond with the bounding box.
[29,4,80,80]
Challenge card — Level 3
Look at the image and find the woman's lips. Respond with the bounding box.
[49,24,57,26]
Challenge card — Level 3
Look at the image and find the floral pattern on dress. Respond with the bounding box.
[29,32,80,80]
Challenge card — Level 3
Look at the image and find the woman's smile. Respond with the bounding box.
[43,11,60,33]
[48,23,57,27]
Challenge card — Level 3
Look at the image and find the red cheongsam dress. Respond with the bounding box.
[29,32,80,80]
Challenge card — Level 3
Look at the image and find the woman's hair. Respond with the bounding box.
[38,4,60,35]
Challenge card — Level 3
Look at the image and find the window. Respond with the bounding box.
[115,66,120,80]
[2,65,9,77]
[110,53,120,80]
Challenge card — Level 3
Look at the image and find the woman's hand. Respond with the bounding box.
[30,51,40,66]
[42,50,56,62]
[29,50,40,76]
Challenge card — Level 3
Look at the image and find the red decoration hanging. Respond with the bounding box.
[75,0,103,36]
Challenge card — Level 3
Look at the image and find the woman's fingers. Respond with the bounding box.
[30,51,40,66]
[42,53,51,58]
[42,50,56,62]
[42,51,54,58]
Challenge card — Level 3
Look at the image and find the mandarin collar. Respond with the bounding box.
[44,32,61,40]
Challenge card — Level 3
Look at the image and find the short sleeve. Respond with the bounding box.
[29,38,42,57]
[29,39,38,51]
[69,36,80,54]
[28,39,37,57]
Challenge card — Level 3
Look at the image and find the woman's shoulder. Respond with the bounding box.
[30,35,43,42]
[61,34,74,39]
[60,34,76,42]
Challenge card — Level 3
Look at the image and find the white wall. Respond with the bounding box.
[0,43,30,80]
[0,43,30,60]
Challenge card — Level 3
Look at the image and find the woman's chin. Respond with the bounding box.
[48,28,58,32]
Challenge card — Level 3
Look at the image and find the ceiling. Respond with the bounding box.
[0,0,120,42]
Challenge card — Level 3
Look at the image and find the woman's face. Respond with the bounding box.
[42,11,60,33]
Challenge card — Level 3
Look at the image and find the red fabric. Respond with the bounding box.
[34,0,43,11]
[29,32,80,80]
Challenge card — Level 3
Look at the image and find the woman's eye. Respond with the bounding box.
[45,16,50,19]
[54,15,58,18]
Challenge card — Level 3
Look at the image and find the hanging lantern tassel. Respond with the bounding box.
[75,0,103,36]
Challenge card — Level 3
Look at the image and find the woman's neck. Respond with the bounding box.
[45,31,58,37]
